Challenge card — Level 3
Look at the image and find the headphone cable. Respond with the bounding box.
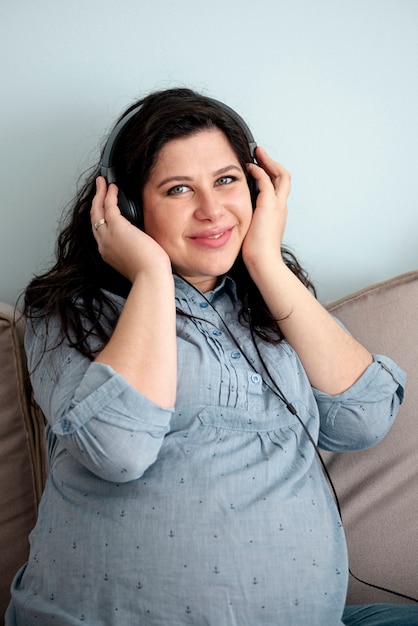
[176,276,418,604]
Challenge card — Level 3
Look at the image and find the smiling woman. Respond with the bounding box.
[6,88,417,626]
[142,128,253,292]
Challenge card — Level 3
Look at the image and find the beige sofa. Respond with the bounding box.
[1,270,418,620]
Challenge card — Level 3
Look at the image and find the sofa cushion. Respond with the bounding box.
[0,304,47,620]
[323,270,418,604]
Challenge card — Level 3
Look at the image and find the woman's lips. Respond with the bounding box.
[190,228,233,248]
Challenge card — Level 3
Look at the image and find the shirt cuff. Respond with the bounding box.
[313,354,406,404]
[53,361,173,436]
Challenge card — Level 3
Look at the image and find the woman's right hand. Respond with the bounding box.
[92,177,177,408]
[91,176,171,283]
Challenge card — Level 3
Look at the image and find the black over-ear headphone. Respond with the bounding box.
[100,97,258,228]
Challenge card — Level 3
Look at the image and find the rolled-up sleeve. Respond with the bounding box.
[315,355,406,452]
[25,317,173,482]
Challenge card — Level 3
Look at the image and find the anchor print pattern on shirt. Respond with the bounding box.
[7,276,404,625]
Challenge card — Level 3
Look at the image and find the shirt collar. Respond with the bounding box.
[174,274,239,303]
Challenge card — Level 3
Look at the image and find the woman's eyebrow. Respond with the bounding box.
[157,175,193,189]
[212,164,242,177]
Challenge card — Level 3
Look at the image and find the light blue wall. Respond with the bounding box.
[1,0,417,304]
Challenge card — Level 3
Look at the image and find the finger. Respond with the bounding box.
[91,179,122,235]
[249,152,291,203]
[103,182,120,214]
[90,176,107,224]
[247,161,284,202]
[91,178,117,236]
[255,147,291,186]
[246,161,273,191]
[91,177,121,226]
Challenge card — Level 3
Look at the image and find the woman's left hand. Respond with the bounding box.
[242,148,373,396]
[242,147,291,274]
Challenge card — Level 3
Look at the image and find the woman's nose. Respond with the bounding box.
[193,189,224,220]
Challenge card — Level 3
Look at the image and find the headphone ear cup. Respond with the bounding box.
[117,188,144,229]
[248,175,259,209]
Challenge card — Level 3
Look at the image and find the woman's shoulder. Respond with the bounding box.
[24,289,126,359]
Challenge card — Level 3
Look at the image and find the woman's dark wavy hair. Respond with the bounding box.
[24,87,316,359]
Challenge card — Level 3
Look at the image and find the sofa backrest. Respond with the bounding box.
[0,303,47,620]
[323,270,418,604]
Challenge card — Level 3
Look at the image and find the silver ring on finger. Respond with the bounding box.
[94,218,106,231]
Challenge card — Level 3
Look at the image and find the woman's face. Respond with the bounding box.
[142,128,253,292]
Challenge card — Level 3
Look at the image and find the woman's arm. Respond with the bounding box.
[91,177,177,408]
[25,315,173,481]
[244,149,372,396]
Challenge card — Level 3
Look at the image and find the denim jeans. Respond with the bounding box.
[342,604,418,625]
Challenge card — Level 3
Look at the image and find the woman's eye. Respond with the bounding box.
[216,176,235,186]
[168,184,190,195]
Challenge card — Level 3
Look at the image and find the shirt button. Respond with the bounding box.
[199,301,209,308]
[231,351,241,359]
[251,374,261,384]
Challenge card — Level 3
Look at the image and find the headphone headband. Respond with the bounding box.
[100,106,140,184]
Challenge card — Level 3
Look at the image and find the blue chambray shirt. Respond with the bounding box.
[7,276,405,626]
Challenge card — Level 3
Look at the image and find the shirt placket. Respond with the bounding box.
[193,298,244,409]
